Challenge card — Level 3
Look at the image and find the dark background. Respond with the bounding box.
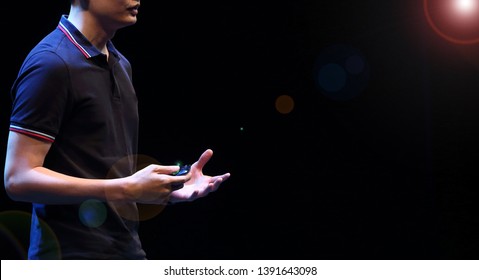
[1,1,479,259]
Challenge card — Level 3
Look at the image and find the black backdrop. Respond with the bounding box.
[1,1,479,259]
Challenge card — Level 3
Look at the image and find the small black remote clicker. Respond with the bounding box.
[171,164,191,190]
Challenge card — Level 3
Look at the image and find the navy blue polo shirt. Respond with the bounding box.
[9,15,146,259]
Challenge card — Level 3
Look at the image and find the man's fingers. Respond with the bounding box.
[195,149,213,170]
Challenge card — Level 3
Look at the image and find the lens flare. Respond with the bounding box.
[455,0,476,14]
[0,211,61,259]
[313,44,370,102]
[79,199,107,228]
[424,0,479,44]
[106,154,168,221]
[275,94,295,114]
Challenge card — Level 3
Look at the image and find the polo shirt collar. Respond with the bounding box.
[57,15,119,60]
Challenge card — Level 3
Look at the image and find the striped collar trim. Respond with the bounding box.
[10,125,55,143]
[58,21,92,59]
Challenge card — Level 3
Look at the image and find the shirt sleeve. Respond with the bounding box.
[10,50,71,142]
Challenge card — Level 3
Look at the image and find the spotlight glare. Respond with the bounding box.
[455,0,476,14]
[424,0,479,44]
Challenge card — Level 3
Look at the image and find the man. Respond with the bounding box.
[4,0,230,259]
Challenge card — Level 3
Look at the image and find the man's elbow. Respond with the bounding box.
[4,174,26,202]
